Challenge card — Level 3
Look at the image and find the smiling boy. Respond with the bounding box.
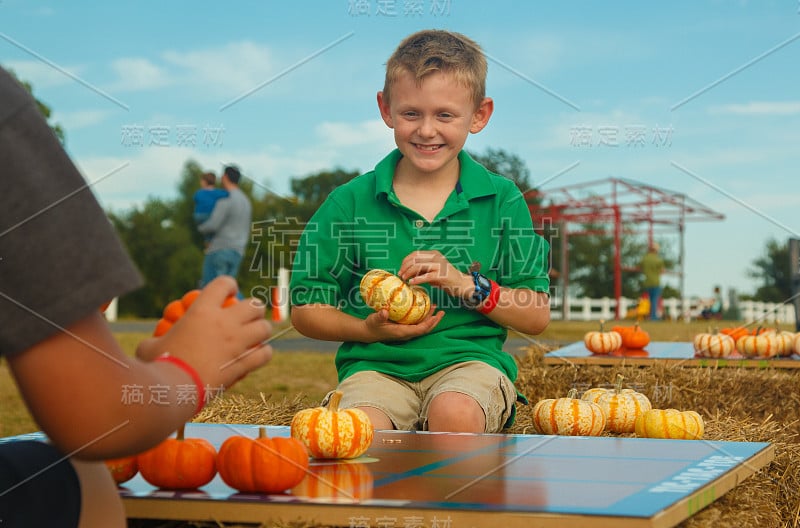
[289,29,551,433]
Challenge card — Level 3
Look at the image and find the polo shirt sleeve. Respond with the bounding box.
[289,195,350,308]
[495,188,550,294]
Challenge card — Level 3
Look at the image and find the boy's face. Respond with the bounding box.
[377,70,492,177]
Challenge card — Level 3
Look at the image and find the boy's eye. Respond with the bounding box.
[438,113,454,120]
[402,111,419,118]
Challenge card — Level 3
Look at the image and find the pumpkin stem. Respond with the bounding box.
[614,373,624,394]
[328,390,343,412]
[599,319,605,332]
[176,423,185,441]
[258,426,267,439]
[567,388,578,399]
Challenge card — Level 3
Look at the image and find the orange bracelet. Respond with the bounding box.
[477,280,500,315]
[155,355,206,415]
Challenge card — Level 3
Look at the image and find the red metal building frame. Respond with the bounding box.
[526,177,724,319]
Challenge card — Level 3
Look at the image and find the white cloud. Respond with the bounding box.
[708,101,800,116]
[52,109,113,130]
[315,119,390,147]
[161,41,275,96]
[4,59,81,88]
[107,57,172,91]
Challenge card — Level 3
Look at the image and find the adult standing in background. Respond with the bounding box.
[639,242,665,321]
[198,165,252,289]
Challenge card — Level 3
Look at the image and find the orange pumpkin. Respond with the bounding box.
[792,333,800,356]
[291,391,374,459]
[153,289,237,337]
[582,375,652,433]
[359,269,431,324]
[620,324,650,349]
[532,388,606,436]
[720,326,749,342]
[693,330,736,358]
[292,461,374,500]
[634,409,704,440]
[736,328,780,358]
[217,426,309,494]
[137,424,217,489]
[104,455,138,485]
[583,321,623,355]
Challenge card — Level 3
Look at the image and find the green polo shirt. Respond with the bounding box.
[290,149,550,385]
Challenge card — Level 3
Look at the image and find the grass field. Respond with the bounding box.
[0,318,792,437]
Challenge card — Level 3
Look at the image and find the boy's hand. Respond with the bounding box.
[136,277,272,388]
[398,250,474,301]
[364,306,444,342]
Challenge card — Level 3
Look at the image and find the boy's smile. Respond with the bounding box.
[378,70,493,180]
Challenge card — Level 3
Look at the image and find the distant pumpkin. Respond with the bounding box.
[693,330,736,358]
[583,320,623,355]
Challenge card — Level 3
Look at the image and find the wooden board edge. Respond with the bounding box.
[124,499,655,528]
[649,443,776,528]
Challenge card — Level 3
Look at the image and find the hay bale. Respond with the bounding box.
[512,346,800,528]
[171,346,800,528]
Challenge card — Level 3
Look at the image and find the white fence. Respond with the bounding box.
[550,296,797,324]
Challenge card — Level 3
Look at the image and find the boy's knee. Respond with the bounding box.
[427,392,485,432]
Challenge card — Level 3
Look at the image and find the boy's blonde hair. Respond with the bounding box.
[383,29,487,109]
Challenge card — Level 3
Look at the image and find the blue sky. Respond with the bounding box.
[2,1,798,300]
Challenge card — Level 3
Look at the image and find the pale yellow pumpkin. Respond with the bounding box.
[582,374,652,433]
[291,391,374,459]
[736,331,780,359]
[693,330,736,358]
[532,388,606,436]
[359,269,431,324]
[583,321,622,355]
[773,330,795,357]
[634,409,704,440]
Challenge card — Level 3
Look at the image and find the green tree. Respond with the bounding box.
[467,147,532,192]
[747,238,792,303]
[109,199,202,317]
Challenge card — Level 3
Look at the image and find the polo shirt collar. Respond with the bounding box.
[374,149,499,201]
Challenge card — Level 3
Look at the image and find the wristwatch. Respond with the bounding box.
[464,271,492,309]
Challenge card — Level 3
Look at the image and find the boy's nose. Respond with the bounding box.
[417,117,437,138]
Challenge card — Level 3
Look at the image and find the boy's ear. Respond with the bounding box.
[377,91,394,128]
[470,97,494,134]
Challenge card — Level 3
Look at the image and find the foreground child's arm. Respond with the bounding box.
[8,276,272,459]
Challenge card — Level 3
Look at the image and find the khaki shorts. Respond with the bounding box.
[326,361,517,433]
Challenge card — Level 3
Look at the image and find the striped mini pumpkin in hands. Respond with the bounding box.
[359,269,431,324]
[291,391,374,459]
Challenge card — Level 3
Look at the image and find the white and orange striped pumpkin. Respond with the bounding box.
[693,330,736,358]
[532,388,606,436]
[359,269,431,324]
[291,391,374,459]
[583,321,622,355]
[634,409,704,440]
[582,375,652,433]
[736,330,780,359]
[792,332,800,356]
[773,330,795,357]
